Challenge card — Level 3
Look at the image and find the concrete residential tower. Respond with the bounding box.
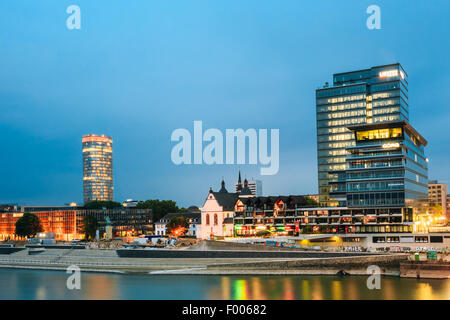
[82,134,113,203]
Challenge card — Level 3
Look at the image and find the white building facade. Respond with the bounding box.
[199,188,237,240]
[155,212,201,237]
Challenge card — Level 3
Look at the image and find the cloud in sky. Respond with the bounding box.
[0,0,449,206]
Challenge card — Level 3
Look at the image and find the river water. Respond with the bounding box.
[0,268,448,300]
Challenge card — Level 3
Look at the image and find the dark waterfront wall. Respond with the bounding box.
[116,249,378,259]
[209,254,407,272]
[0,247,25,254]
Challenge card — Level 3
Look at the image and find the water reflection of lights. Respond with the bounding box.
[283,278,295,300]
[415,282,434,300]
[301,280,310,300]
[331,281,343,300]
[311,278,323,300]
[233,279,247,300]
[221,277,230,300]
[251,277,266,300]
[2,270,450,300]
[86,274,117,300]
[382,279,396,300]
[36,286,47,300]
[346,280,359,300]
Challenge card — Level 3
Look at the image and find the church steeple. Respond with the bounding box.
[236,170,243,192]
[240,177,253,197]
[219,178,228,193]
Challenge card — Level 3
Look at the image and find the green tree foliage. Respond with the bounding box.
[166,216,189,236]
[256,230,271,237]
[84,201,122,209]
[15,213,43,238]
[305,197,319,206]
[137,199,186,222]
[82,214,99,240]
[301,225,312,234]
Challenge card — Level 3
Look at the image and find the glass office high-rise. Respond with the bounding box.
[330,120,428,207]
[316,64,409,206]
[82,134,113,203]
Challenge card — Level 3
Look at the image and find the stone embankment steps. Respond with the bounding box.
[400,261,450,279]
[34,248,119,258]
[9,249,29,257]
[190,240,318,252]
[207,254,408,271]
[0,245,426,276]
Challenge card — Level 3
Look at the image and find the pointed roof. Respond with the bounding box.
[236,170,243,192]
[235,195,310,209]
[219,179,228,193]
[240,185,253,196]
[157,212,201,224]
[211,192,239,211]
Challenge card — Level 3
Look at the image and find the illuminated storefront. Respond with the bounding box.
[0,207,152,240]
[232,196,415,235]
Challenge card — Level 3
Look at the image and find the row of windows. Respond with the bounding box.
[205,214,218,226]
[317,109,366,120]
[347,192,405,206]
[347,150,402,159]
[317,133,354,142]
[82,148,113,154]
[348,159,403,169]
[83,173,112,179]
[317,117,366,128]
[404,135,425,153]
[317,127,349,135]
[372,98,399,108]
[370,82,401,94]
[318,164,347,172]
[317,102,365,113]
[317,141,355,150]
[334,72,371,84]
[372,114,401,123]
[371,91,399,100]
[405,158,428,176]
[372,107,400,116]
[347,170,404,180]
[316,94,366,107]
[318,157,347,165]
[404,182,428,196]
[356,128,402,141]
[405,170,428,186]
[347,181,404,192]
[316,85,367,98]
[317,149,348,157]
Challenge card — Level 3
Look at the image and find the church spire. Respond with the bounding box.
[236,170,243,192]
[219,178,228,193]
[240,177,253,197]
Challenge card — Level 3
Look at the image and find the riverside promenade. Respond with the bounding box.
[0,241,409,276]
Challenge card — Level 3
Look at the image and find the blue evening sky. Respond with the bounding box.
[1,1,449,207]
